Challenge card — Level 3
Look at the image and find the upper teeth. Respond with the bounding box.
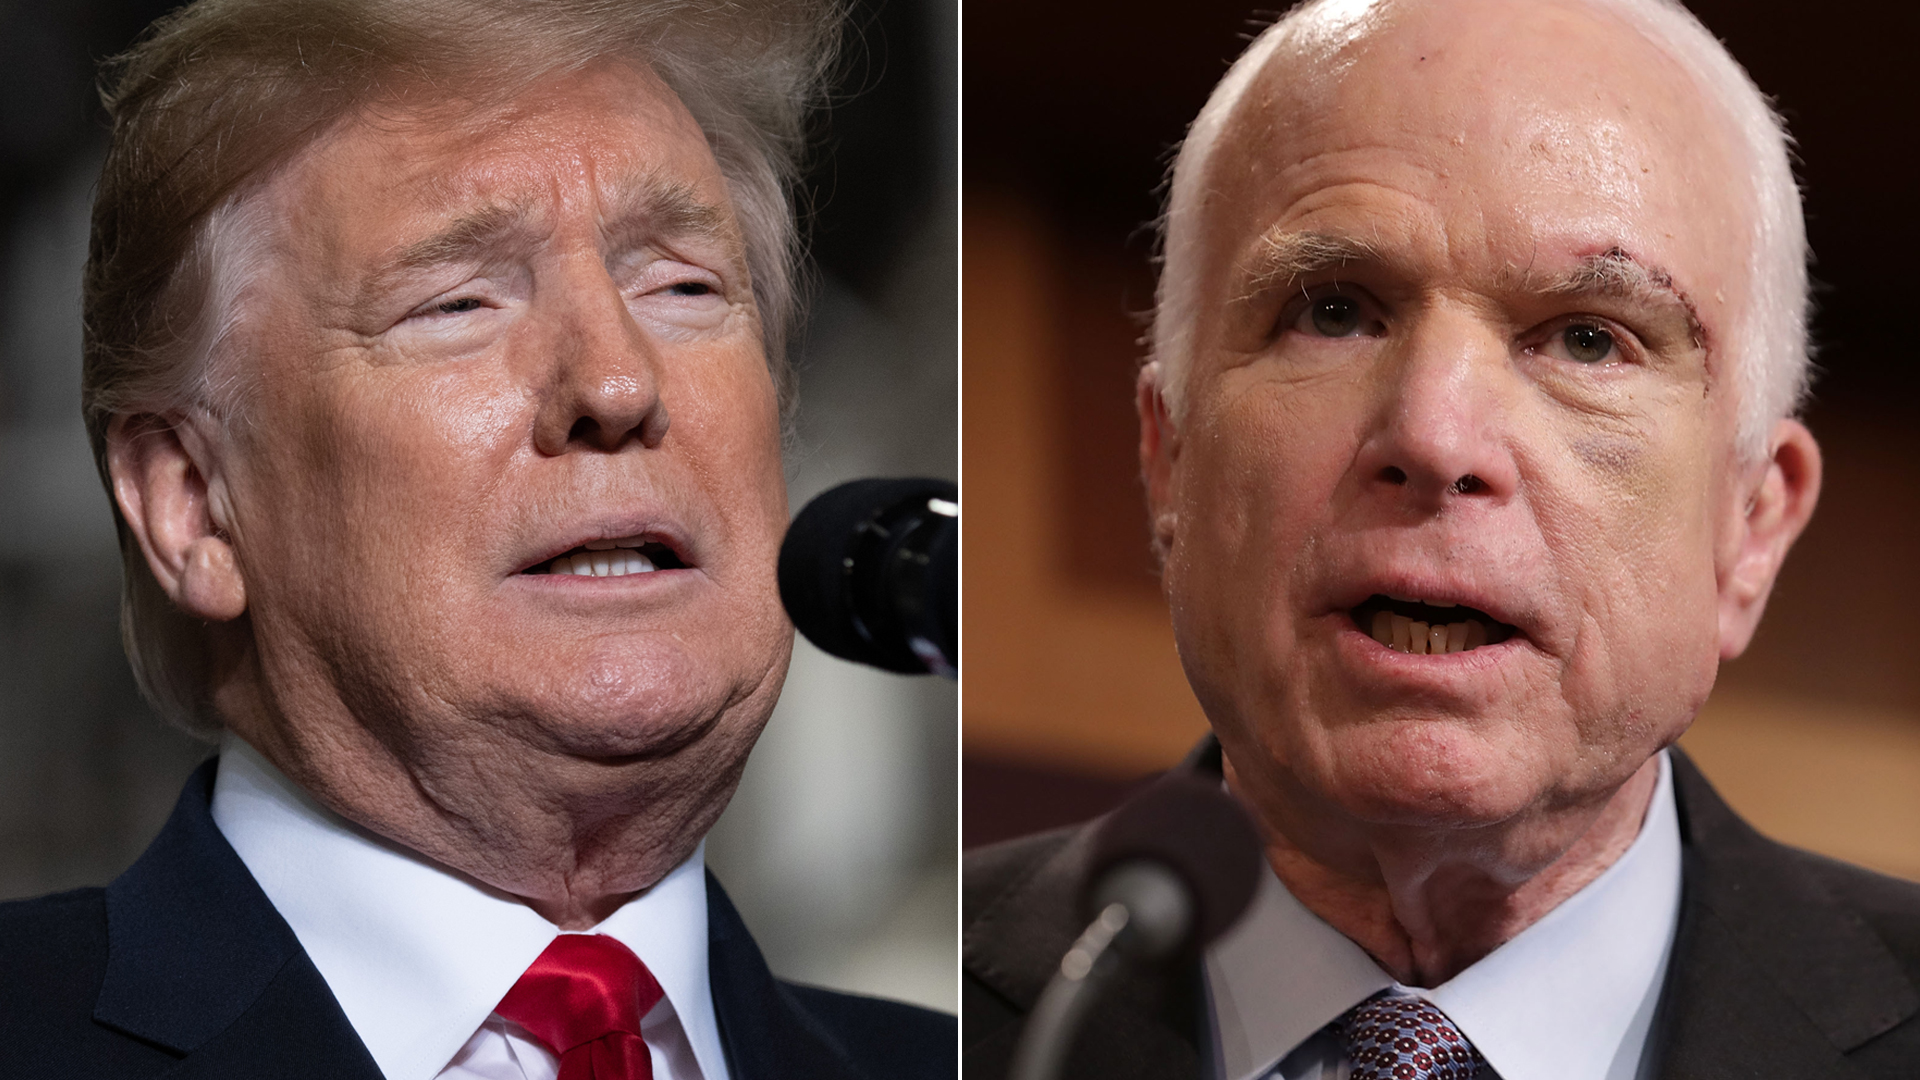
[550,548,657,577]
[1370,610,1487,655]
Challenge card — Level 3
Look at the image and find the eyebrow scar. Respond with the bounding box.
[1530,247,1707,351]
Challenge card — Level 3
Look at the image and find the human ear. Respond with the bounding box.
[1137,362,1181,562]
[107,413,247,622]
[1717,417,1821,658]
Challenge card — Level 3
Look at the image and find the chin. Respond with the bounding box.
[505,632,790,763]
[1309,713,1559,830]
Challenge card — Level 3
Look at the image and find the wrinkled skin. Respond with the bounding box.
[110,61,793,927]
[1140,0,1820,983]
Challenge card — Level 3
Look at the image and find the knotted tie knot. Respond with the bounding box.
[495,934,665,1080]
[1336,991,1488,1080]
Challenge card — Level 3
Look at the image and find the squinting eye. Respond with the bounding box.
[1309,295,1363,337]
[665,282,713,297]
[437,297,484,315]
[1562,324,1614,363]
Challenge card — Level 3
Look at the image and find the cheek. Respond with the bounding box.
[1166,376,1357,659]
[233,360,531,635]
[326,371,527,561]
[1535,404,1721,749]
[669,360,787,561]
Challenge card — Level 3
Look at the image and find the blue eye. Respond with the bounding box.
[1563,324,1614,363]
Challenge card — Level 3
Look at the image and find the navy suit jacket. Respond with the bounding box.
[963,747,1920,1078]
[0,759,955,1079]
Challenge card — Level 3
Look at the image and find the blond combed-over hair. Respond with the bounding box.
[83,0,842,737]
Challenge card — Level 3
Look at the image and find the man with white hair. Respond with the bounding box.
[0,0,954,1077]
[964,0,1920,1076]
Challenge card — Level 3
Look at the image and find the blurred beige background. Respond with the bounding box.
[961,0,1920,882]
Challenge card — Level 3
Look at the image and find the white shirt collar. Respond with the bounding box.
[209,734,730,1080]
[1206,750,1682,1080]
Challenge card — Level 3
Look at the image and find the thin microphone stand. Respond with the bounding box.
[1004,903,1133,1080]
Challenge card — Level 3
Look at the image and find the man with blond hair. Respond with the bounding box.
[0,0,953,1077]
[964,0,1920,1076]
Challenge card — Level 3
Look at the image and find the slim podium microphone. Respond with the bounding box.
[778,477,957,677]
[1008,770,1263,1080]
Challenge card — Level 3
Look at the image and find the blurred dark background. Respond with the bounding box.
[962,0,1920,873]
[0,0,958,1010]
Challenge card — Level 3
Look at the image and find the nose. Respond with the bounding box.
[532,262,669,456]
[1353,307,1517,512]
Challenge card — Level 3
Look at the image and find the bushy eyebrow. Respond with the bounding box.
[1237,231,1707,351]
[600,178,738,253]
[1237,230,1382,298]
[381,203,527,275]
[359,175,741,305]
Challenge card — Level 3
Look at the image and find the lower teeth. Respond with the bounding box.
[1369,610,1487,654]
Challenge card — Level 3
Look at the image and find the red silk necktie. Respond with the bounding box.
[495,934,666,1080]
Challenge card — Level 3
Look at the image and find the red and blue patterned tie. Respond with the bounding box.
[1337,992,1488,1080]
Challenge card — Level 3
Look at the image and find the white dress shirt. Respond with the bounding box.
[209,734,731,1080]
[1205,751,1682,1080]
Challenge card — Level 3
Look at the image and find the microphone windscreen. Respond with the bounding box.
[1086,770,1264,951]
[778,476,955,673]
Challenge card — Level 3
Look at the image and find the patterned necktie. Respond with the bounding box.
[494,934,666,1080]
[1337,992,1488,1080]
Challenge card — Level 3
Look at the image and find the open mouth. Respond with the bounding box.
[1350,594,1517,655]
[522,535,687,578]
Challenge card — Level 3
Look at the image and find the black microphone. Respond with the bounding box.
[778,477,957,677]
[1008,770,1264,1080]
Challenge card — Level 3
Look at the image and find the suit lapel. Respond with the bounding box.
[963,742,1227,1079]
[102,761,922,1080]
[1653,750,1919,1077]
[968,743,1920,1079]
[96,758,382,1079]
[962,815,1202,1079]
[707,870,874,1080]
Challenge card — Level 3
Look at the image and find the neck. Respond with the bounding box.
[1236,754,1661,987]
[213,658,752,930]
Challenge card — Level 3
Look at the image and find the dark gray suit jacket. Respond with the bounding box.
[963,748,1920,1078]
[0,758,956,1079]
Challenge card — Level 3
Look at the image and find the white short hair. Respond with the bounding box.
[1150,0,1810,462]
